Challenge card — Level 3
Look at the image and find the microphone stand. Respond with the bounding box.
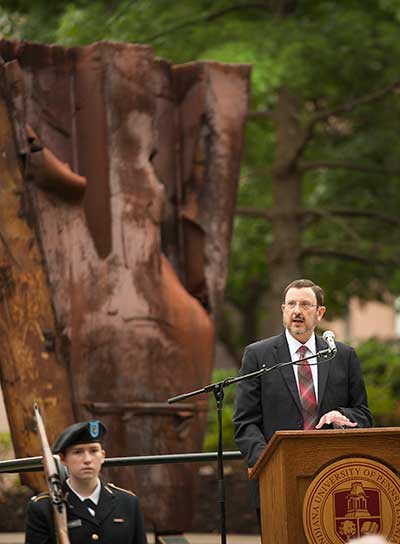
[167,346,336,544]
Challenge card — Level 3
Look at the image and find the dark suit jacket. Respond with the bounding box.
[25,480,148,544]
[233,332,372,505]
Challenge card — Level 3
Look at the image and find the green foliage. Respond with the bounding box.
[203,368,238,452]
[3,0,400,426]
[0,432,12,452]
[0,7,25,39]
[357,339,400,426]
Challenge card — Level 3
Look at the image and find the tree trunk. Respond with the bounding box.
[265,87,304,335]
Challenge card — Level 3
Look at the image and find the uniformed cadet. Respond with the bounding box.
[25,420,148,544]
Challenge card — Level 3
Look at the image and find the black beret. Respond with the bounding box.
[52,420,107,454]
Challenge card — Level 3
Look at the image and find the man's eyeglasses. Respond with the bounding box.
[284,301,318,311]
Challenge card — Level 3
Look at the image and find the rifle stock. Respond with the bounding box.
[33,403,70,544]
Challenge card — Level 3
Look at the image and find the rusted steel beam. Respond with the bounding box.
[0,39,250,532]
[0,64,75,492]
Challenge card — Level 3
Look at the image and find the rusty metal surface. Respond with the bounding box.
[0,70,75,492]
[0,39,250,532]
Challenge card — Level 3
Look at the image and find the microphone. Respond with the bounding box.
[323,330,337,354]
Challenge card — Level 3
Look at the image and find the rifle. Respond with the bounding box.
[33,402,70,544]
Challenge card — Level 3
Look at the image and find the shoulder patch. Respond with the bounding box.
[106,482,136,496]
[31,492,51,502]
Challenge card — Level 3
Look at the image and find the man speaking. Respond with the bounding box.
[233,278,372,511]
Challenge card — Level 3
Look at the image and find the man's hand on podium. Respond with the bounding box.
[315,410,358,429]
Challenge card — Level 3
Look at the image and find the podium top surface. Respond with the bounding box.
[249,427,400,479]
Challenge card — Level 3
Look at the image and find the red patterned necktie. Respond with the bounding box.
[297,345,317,430]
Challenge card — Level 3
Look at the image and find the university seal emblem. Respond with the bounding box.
[303,457,400,543]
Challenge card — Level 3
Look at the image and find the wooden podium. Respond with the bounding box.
[249,428,400,544]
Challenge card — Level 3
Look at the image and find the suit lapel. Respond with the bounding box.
[316,335,332,411]
[95,482,116,524]
[272,334,303,415]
